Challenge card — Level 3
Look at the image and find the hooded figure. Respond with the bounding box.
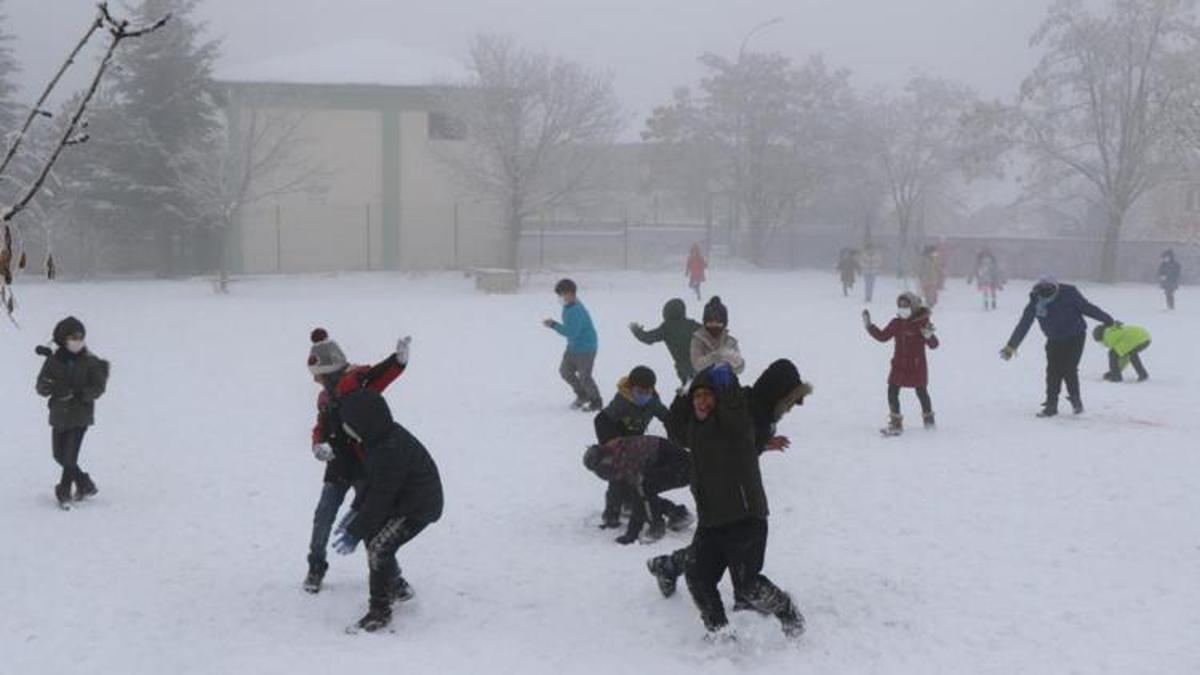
[1158,249,1181,310]
[630,298,702,385]
[691,297,745,375]
[36,316,110,507]
[749,359,812,449]
[334,388,443,633]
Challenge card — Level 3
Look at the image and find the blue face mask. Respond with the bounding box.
[633,391,654,407]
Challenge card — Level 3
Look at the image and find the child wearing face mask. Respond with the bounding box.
[35,316,110,509]
[863,293,939,436]
[690,296,745,376]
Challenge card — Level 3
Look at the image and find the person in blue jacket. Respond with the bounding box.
[1000,276,1115,417]
[543,278,602,411]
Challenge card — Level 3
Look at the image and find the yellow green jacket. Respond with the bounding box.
[1100,325,1151,357]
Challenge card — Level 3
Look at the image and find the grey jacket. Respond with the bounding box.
[690,328,745,375]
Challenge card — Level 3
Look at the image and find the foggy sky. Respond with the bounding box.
[4,0,1052,123]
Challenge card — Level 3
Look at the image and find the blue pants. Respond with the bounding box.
[309,481,353,565]
[864,273,877,302]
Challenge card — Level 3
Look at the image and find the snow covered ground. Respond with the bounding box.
[2,269,1198,675]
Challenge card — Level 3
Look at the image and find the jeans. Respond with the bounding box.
[1107,342,1150,381]
[366,516,428,609]
[559,351,600,404]
[864,273,877,303]
[52,427,88,488]
[309,481,353,565]
[1045,334,1087,407]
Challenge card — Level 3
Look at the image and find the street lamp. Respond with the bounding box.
[731,17,783,257]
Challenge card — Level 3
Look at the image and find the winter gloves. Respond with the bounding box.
[920,324,936,340]
[332,531,360,555]
[395,336,412,366]
[1000,345,1017,361]
[708,363,735,388]
[312,442,335,462]
[334,510,358,538]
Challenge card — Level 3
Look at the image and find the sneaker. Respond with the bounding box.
[303,559,329,594]
[54,483,72,510]
[352,606,392,633]
[702,624,737,644]
[646,556,679,598]
[641,520,666,543]
[1037,404,1058,418]
[569,398,586,411]
[390,575,415,604]
[1070,399,1084,415]
[581,399,604,413]
[666,506,694,532]
[1136,374,1149,382]
[778,605,806,638]
[1103,372,1121,382]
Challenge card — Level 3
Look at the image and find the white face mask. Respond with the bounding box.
[897,307,913,319]
[66,339,86,354]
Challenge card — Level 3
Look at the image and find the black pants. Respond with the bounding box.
[52,427,89,488]
[887,385,932,416]
[685,518,795,631]
[366,516,428,610]
[1107,342,1150,381]
[1164,287,1176,310]
[624,447,692,536]
[1045,334,1086,407]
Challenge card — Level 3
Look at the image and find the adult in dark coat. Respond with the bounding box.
[332,388,443,633]
[864,292,940,434]
[35,316,110,507]
[1002,277,1114,417]
[659,365,806,638]
[1158,249,1182,310]
[630,298,702,386]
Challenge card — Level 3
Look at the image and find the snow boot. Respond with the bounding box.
[569,397,586,411]
[922,412,936,430]
[54,483,72,510]
[74,473,98,501]
[303,558,329,594]
[1037,402,1058,418]
[1070,398,1084,415]
[390,575,415,604]
[641,519,667,543]
[646,555,680,598]
[350,605,392,633]
[581,398,604,413]
[880,414,903,437]
[666,505,694,532]
[778,604,806,638]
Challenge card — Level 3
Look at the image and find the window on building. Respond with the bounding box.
[428,112,467,141]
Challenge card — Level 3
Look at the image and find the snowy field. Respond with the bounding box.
[2,269,1198,675]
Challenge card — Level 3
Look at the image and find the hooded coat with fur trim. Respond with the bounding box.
[867,294,939,388]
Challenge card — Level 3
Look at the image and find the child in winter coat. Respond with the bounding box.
[1093,324,1151,382]
[304,328,410,594]
[630,298,701,387]
[35,316,110,509]
[968,248,1004,311]
[864,292,939,436]
[331,388,443,634]
[1158,249,1181,310]
[583,436,693,545]
[543,278,602,411]
[686,244,707,301]
[918,246,944,308]
[860,244,883,303]
[691,296,745,375]
[594,366,670,528]
[837,248,860,297]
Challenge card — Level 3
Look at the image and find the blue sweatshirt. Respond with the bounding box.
[1008,284,1114,347]
[554,301,599,354]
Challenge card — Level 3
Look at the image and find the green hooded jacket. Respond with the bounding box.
[631,298,700,383]
[1099,324,1151,358]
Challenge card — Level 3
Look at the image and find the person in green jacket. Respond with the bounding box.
[1092,324,1151,382]
[629,298,701,387]
[35,316,110,509]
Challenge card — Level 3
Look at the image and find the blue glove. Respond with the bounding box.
[708,363,734,388]
[332,531,360,555]
[334,510,358,537]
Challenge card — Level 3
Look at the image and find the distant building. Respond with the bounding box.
[215,40,502,274]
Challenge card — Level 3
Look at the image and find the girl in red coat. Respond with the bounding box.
[863,292,939,436]
[686,244,707,301]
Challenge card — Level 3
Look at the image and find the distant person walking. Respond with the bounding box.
[836,248,861,297]
[918,246,944,308]
[1158,249,1181,310]
[968,247,1004,311]
[860,243,883,303]
[686,244,708,301]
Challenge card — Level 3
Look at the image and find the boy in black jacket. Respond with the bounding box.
[35,316,110,509]
[593,366,673,528]
[330,388,443,633]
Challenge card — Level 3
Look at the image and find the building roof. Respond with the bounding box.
[216,38,465,88]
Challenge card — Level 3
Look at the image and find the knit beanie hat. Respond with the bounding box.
[629,365,657,389]
[308,328,348,376]
[703,296,728,325]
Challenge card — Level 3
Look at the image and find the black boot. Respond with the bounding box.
[351,605,392,633]
[646,555,680,598]
[391,574,415,604]
[303,558,329,594]
[74,472,98,501]
[1037,402,1058,418]
[922,412,936,430]
[666,505,694,532]
[54,482,72,510]
[1070,398,1084,415]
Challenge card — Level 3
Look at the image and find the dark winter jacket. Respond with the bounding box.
[593,376,670,443]
[667,367,767,529]
[1159,257,1181,291]
[748,359,810,451]
[867,301,939,388]
[36,348,110,429]
[1008,283,1114,347]
[339,389,443,542]
[631,299,701,383]
[587,435,691,540]
[312,354,407,485]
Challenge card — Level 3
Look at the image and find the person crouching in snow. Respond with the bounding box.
[594,366,672,528]
[304,328,410,594]
[629,298,701,388]
[1093,324,1151,383]
[543,278,602,411]
[331,388,443,634]
[863,293,939,436]
[35,316,109,509]
[583,436,693,545]
[691,296,745,376]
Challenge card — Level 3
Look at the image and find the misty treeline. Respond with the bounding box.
[3,0,1200,286]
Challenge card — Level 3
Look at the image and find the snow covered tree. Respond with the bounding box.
[644,52,856,263]
[1018,0,1200,282]
[0,0,20,140]
[440,34,624,271]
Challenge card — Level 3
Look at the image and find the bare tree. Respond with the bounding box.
[1018,0,1200,281]
[439,34,624,270]
[0,3,168,322]
[866,77,1007,276]
[177,92,324,293]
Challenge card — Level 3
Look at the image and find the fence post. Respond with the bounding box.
[453,202,460,270]
[623,210,630,270]
[365,202,372,271]
[539,228,545,270]
[275,203,282,274]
